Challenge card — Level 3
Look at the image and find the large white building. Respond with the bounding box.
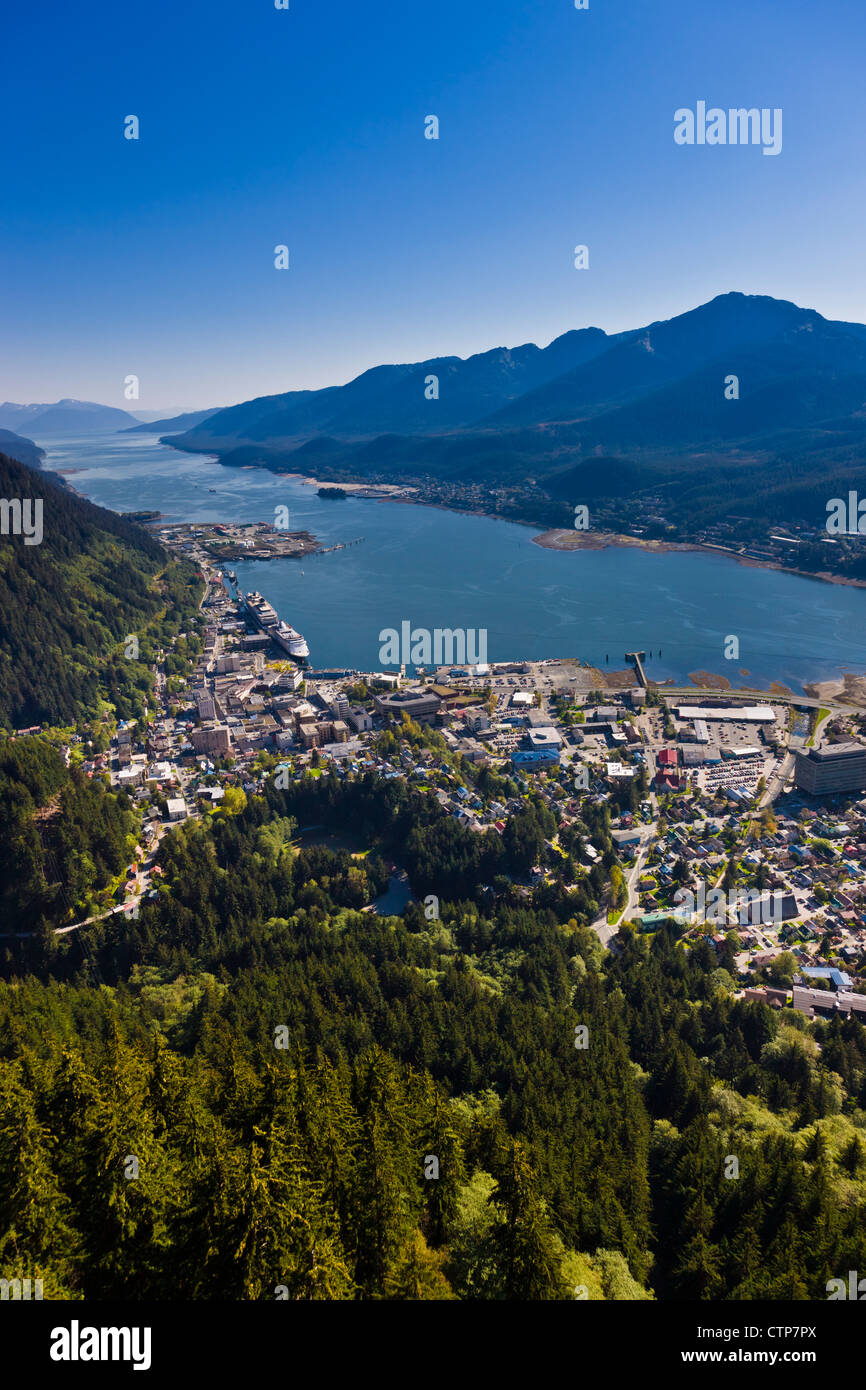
[674,705,775,723]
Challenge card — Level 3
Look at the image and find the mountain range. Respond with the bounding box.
[0,399,140,435]
[168,293,866,527]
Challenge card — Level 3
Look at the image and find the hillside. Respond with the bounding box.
[0,428,45,470]
[0,452,203,728]
[123,407,223,434]
[2,770,865,1300]
[170,293,866,528]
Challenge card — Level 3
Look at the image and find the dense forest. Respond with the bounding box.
[0,452,203,728]
[0,738,138,936]
[2,770,865,1299]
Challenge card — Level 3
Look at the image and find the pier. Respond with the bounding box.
[626,650,648,687]
[317,537,365,554]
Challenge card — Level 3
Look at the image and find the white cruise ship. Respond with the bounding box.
[241,591,309,663]
[272,620,309,662]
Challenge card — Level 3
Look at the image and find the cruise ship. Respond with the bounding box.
[241,590,309,663]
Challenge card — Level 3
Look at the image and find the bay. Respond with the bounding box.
[35,429,866,692]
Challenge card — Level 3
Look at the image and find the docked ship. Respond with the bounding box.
[241,590,309,663]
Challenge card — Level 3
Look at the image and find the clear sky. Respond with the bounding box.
[2,0,863,411]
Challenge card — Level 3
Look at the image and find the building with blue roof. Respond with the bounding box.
[801,966,853,991]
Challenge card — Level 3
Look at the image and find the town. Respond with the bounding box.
[51,562,866,1024]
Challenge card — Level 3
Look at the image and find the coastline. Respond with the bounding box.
[146,439,866,696]
[531,527,866,592]
[175,445,866,592]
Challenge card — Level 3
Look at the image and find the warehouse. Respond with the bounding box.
[674,704,775,723]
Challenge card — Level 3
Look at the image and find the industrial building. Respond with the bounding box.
[673,704,775,723]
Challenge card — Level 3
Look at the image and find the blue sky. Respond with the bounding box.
[1,0,863,410]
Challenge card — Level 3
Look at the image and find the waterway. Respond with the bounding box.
[35,429,866,692]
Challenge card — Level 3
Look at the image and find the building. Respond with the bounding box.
[511,748,559,768]
[794,743,866,795]
[792,985,866,1021]
[629,688,646,708]
[526,727,562,751]
[195,691,216,721]
[673,704,775,723]
[166,797,188,821]
[743,987,789,1009]
[347,707,373,733]
[374,688,442,724]
[801,966,854,991]
[320,737,366,761]
[276,667,303,691]
[731,891,799,924]
[116,765,144,789]
[593,706,620,721]
[190,725,232,755]
[464,709,490,733]
[458,737,488,764]
[146,761,174,783]
[607,762,636,780]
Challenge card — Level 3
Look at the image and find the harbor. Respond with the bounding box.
[150,519,319,562]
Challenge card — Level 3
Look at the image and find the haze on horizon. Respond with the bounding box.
[2,0,864,412]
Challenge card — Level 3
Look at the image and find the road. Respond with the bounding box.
[591,795,659,945]
[53,831,163,935]
[760,749,795,807]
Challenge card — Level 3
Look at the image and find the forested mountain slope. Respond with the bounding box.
[2,772,864,1300]
[0,452,202,728]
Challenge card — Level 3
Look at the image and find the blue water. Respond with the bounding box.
[36,429,866,691]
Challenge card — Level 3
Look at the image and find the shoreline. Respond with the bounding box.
[50,435,866,698]
[532,528,866,591]
[191,448,866,593]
